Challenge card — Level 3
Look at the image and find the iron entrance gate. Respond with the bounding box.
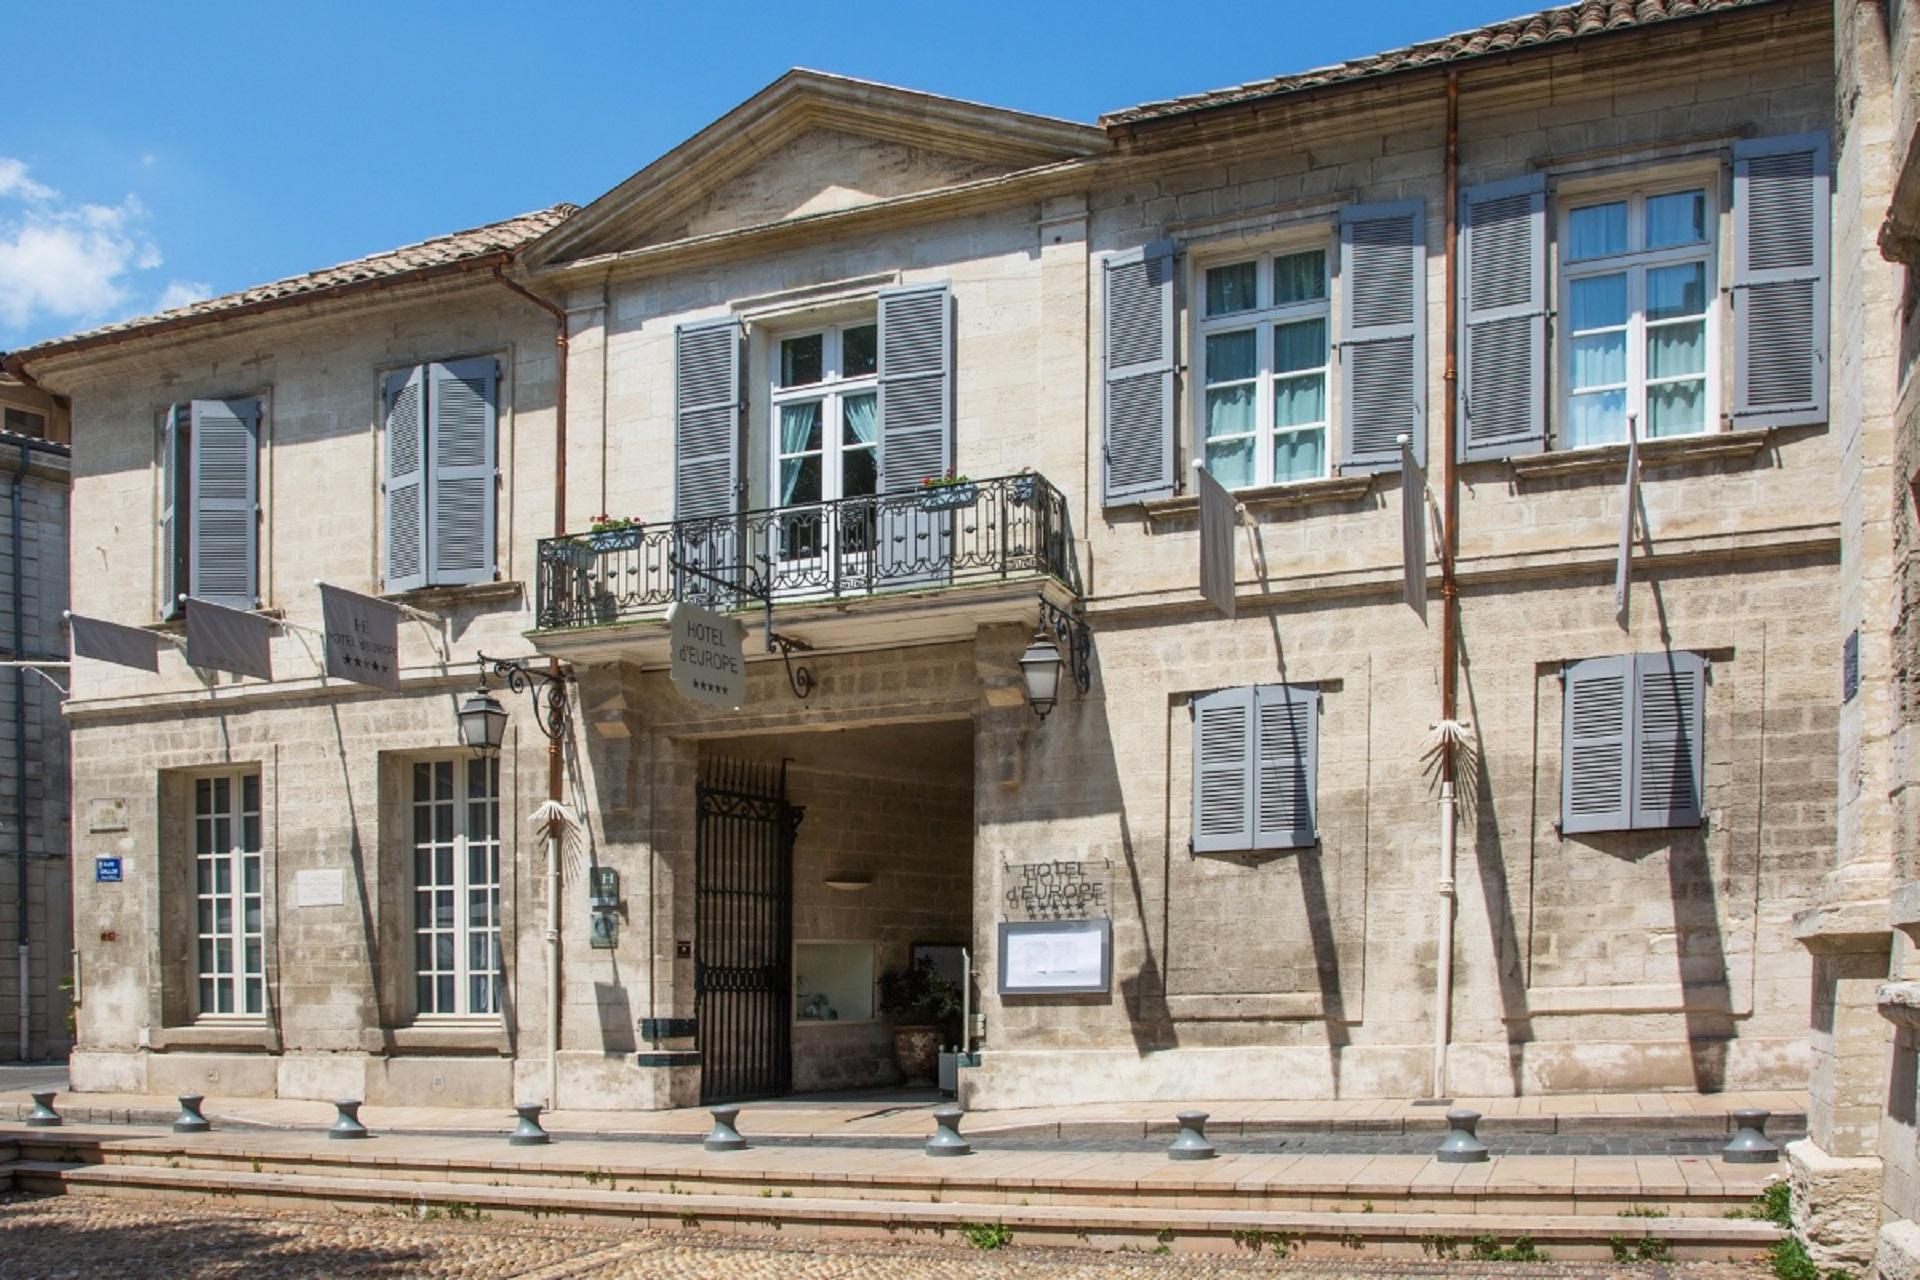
[695,759,802,1103]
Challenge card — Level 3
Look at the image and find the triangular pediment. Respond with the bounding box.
[525,71,1106,267]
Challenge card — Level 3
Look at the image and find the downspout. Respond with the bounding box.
[12,442,26,1061]
[1433,70,1462,1100]
[493,269,569,1108]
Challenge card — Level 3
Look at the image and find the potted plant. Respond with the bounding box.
[878,955,963,1086]
[916,470,977,512]
[588,514,644,552]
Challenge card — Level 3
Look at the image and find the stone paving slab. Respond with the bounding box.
[0,1194,1780,1277]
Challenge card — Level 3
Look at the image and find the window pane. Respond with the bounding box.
[1205,329,1257,383]
[416,975,434,1013]
[1274,373,1326,429]
[779,334,823,387]
[1649,319,1706,379]
[1204,386,1255,439]
[243,858,260,894]
[1274,318,1326,375]
[471,976,493,1015]
[1568,202,1628,259]
[198,939,213,972]
[843,446,877,498]
[242,773,259,813]
[217,981,233,1014]
[437,976,454,1012]
[1568,273,1628,331]
[242,815,260,852]
[1568,389,1628,449]
[435,847,453,883]
[1273,427,1325,484]
[243,979,262,1015]
[1570,332,1627,390]
[1205,438,1256,488]
[1648,379,1707,436]
[244,900,261,933]
[1205,262,1258,316]
[1647,262,1706,320]
[416,889,434,929]
[199,978,215,1012]
[841,324,877,377]
[779,456,821,506]
[435,933,455,969]
[1647,190,1706,248]
[841,392,876,448]
[433,761,452,801]
[215,860,231,894]
[1273,250,1327,305]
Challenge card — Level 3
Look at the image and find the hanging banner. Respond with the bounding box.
[185,597,273,680]
[1401,437,1428,622]
[667,601,745,709]
[1614,417,1641,628]
[319,583,401,690]
[1194,463,1238,620]
[69,613,161,673]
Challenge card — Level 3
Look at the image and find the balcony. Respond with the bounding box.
[531,472,1079,664]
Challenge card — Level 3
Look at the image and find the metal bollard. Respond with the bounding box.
[925,1105,972,1157]
[1723,1109,1779,1164]
[509,1103,550,1146]
[1436,1108,1489,1163]
[704,1105,747,1152]
[328,1099,370,1140]
[1168,1110,1216,1161]
[24,1091,61,1127]
[173,1094,211,1134]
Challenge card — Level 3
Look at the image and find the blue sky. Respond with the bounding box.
[0,0,1531,351]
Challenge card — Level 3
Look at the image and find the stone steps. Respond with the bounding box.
[7,1128,1781,1222]
[10,1159,1786,1260]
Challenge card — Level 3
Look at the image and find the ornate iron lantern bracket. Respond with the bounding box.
[476,652,575,744]
[1037,594,1092,696]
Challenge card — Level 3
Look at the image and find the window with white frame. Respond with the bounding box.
[770,322,879,558]
[411,757,502,1018]
[1198,247,1331,489]
[194,773,264,1019]
[1560,185,1717,448]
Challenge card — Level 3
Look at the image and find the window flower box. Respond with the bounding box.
[589,527,640,552]
[917,482,977,512]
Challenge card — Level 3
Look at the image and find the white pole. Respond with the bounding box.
[546,826,560,1110]
[1432,780,1457,1097]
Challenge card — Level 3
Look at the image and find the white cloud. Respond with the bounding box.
[155,279,212,312]
[0,157,171,337]
[0,159,54,203]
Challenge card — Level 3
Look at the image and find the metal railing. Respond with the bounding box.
[535,472,1077,629]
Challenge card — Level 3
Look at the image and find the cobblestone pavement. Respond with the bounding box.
[0,1195,1774,1279]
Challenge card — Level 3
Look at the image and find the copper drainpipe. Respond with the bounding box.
[493,269,570,1109]
[1432,69,1463,1099]
[491,268,570,803]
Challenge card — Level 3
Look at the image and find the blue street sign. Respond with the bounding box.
[94,857,123,883]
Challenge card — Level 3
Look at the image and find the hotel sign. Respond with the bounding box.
[668,602,745,710]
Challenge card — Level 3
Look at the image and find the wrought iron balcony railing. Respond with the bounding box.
[535,472,1077,630]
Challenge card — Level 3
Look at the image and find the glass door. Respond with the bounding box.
[770,323,877,596]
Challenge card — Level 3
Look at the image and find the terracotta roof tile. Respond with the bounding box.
[1101,0,1780,126]
[15,203,578,357]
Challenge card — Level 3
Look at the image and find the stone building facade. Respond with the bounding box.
[0,375,73,1061]
[8,0,1850,1112]
[1787,0,1920,1276]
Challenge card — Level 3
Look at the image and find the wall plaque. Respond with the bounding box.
[86,798,128,833]
[1003,860,1109,921]
[294,868,345,908]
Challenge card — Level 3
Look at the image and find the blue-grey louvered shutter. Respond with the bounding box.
[1632,650,1706,830]
[1339,201,1426,472]
[159,404,188,619]
[1459,175,1547,460]
[1732,134,1830,428]
[1192,685,1255,853]
[1102,241,1176,505]
[188,399,260,610]
[1254,684,1318,850]
[877,282,953,491]
[382,365,427,594]
[673,318,743,604]
[425,358,497,587]
[1561,654,1632,835]
[674,319,743,518]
